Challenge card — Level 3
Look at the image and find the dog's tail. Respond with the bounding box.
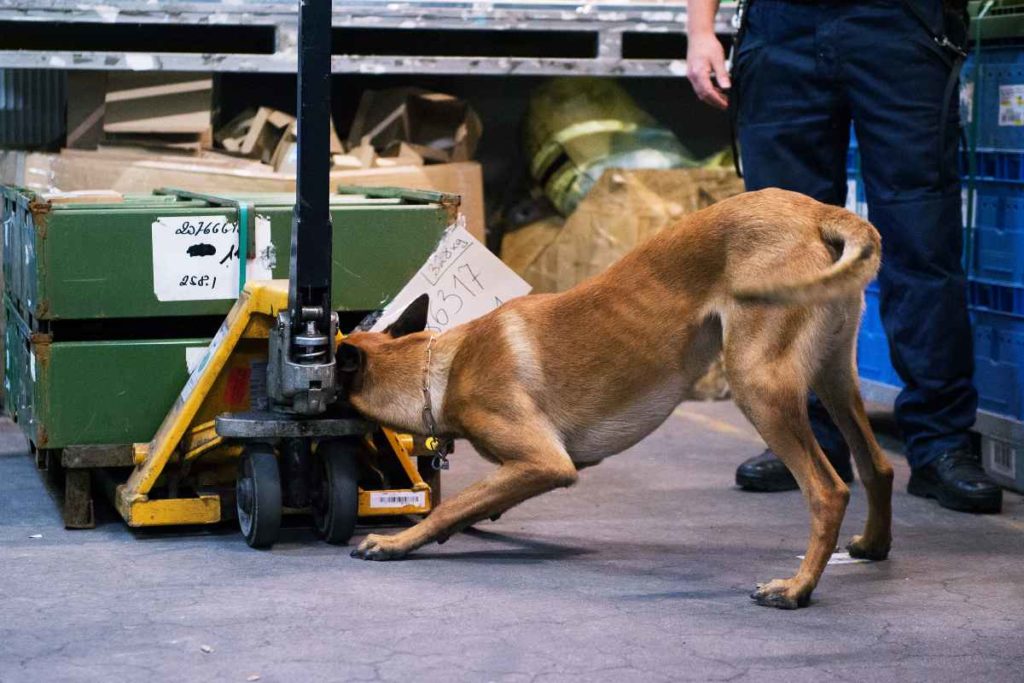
[732,210,881,305]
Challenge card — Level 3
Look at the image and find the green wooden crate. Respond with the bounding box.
[6,295,212,449]
[1,188,454,321]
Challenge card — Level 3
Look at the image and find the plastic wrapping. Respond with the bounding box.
[525,78,700,215]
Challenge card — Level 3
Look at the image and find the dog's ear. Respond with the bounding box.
[337,342,366,374]
[384,294,430,338]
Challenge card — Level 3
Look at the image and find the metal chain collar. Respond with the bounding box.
[422,334,452,470]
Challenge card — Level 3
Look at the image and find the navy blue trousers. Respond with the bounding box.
[734,0,977,468]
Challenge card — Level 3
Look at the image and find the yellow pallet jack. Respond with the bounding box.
[115,0,440,548]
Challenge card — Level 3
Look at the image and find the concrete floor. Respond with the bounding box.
[1,402,1022,682]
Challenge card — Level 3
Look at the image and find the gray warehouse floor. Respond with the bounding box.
[2,402,1022,682]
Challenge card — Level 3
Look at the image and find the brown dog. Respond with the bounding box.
[340,188,893,609]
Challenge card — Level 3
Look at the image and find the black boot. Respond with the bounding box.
[907,450,1002,513]
[736,448,855,492]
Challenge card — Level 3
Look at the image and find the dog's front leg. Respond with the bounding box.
[352,430,578,561]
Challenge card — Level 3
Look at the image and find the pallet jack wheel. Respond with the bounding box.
[312,439,359,545]
[236,445,282,549]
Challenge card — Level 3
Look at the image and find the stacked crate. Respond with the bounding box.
[0,187,453,524]
[962,31,1024,490]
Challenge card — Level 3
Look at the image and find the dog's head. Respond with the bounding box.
[336,294,431,416]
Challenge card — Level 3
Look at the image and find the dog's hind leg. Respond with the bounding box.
[351,412,577,561]
[813,336,894,561]
[729,363,851,609]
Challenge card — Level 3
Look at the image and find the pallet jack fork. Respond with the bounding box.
[116,0,440,546]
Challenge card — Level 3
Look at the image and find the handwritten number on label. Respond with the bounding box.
[174,220,236,237]
[219,244,239,265]
[438,288,464,315]
[178,275,218,289]
[457,263,484,292]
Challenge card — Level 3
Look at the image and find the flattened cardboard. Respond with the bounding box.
[217,108,342,164]
[103,73,212,135]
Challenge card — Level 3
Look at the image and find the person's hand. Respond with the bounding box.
[687,33,731,110]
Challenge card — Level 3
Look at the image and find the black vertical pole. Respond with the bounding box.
[290,0,333,350]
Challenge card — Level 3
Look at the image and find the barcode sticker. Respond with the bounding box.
[369,491,426,509]
[989,440,1016,479]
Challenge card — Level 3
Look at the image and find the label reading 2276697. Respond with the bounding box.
[151,215,274,302]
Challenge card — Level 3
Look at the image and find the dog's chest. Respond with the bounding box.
[564,380,685,464]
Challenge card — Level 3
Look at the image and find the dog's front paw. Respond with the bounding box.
[846,534,891,562]
[750,579,812,609]
[350,533,411,561]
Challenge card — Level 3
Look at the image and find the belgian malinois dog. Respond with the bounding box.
[339,188,892,609]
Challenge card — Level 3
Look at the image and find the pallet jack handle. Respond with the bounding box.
[290,0,334,342]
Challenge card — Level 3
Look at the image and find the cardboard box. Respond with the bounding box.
[347,88,482,164]
[501,168,744,293]
[0,150,486,242]
[332,163,485,241]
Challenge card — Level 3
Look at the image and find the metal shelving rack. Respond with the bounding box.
[0,1,737,77]
[6,2,1016,478]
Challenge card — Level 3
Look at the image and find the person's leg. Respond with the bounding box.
[732,0,852,491]
[840,0,999,512]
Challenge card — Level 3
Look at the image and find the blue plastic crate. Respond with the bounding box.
[970,179,1024,287]
[971,149,1024,181]
[968,46,1024,151]
[857,287,902,386]
[972,310,1024,421]
[969,280,1024,318]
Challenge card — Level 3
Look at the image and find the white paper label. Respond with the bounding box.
[185,346,208,375]
[371,217,532,333]
[369,491,426,509]
[151,215,273,302]
[798,551,868,566]
[960,80,974,125]
[179,320,230,403]
[998,84,1024,126]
